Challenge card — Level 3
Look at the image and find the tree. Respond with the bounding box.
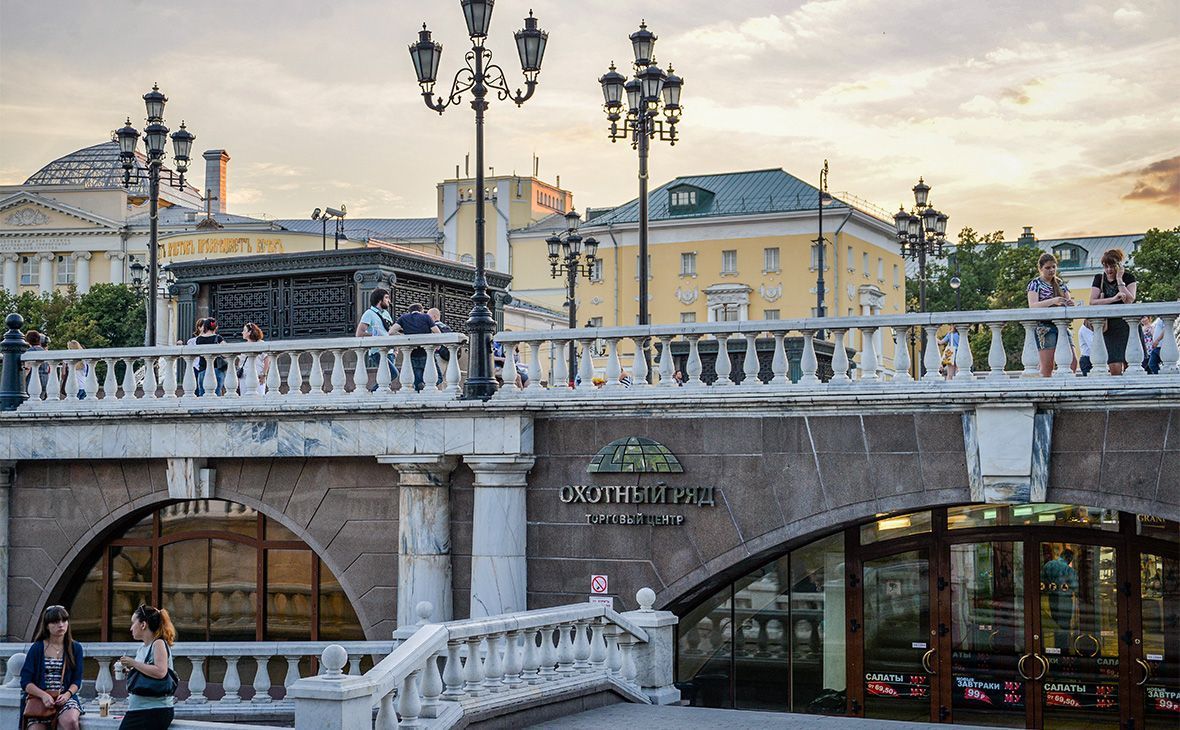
[0,284,144,349]
[1132,226,1180,303]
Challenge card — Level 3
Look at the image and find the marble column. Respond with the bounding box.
[379,455,458,627]
[0,461,14,639]
[72,252,91,293]
[464,455,535,618]
[36,252,53,296]
[106,251,126,285]
[1,255,17,294]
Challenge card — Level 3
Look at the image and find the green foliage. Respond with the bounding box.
[0,284,145,349]
[1132,226,1180,303]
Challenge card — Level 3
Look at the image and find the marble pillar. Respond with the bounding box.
[379,455,458,627]
[0,461,13,639]
[73,252,91,293]
[464,455,535,618]
[106,251,126,285]
[36,253,53,296]
[1,255,17,295]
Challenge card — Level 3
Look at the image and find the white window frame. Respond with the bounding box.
[721,249,738,275]
[671,190,697,207]
[763,309,780,320]
[893,264,900,289]
[862,252,870,278]
[680,251,697,277]
[634,254,652,280]
[763,247,780,273]
[20,256,38,286]
[56,255,76,285]
[680,311,697,323]
[846,246,855,272]
[877,257,885,282]
[589,316,604,327]
[590,258,603,282]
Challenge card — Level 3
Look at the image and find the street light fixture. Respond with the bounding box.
[409,2,547,399]
[893,177,950,376]
[599,20,684,328]
[311,205,347,251]
[815,160,835,337]
[547,210,600,384]
[117,84,196,347]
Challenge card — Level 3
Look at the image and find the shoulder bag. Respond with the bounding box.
[127,640,179,697]
[22,649,67,721]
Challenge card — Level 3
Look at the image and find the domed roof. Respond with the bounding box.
[24,141,199,199]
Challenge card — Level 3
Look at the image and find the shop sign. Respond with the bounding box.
[954,675,1023,707]
[164,235,285,258]
[865,673,928,698]
[1043,682,1118,710]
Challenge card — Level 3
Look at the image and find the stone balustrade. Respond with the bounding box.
[290,589,679,729]
[16,333,467,409]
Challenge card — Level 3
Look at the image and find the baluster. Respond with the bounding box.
[1159,315,1179,374]
[859,327,880,382]
[186,656,207,703]
[199,355,216,397]
[713,334,733,386]
[445,344,462,393]
[442,641,465,699]
[656,336,675,388]
[142,357,158,400]
[375,691,399,730]
[222,353,239,398]
[237,354,256,396]
[922,326,942,382]
[420,652,444,718]
[120,357,136,398]
[483,633,505,692]
[1053,320,1074,378]
[553,339,569,390]
[525,341,542,390]
[502,631,524,688]
[180,354,196,396]
[26,358,44,401]
[573,619,592,672]
[589,621,607,670]
[102,358,118,399]
[251,654,271,703]
[283,655,301,696]
[161,356,177,399]
[684,335,703,387]
[222,655,242,703]
[1087,319,1109,376]
[330,349,347,394]
[397,670,421,723]
[522,628,543,685]
[740,332,760,388]
[285,351,304,396]
[85,358,100,400]
[953,324,974,380]
[94,658,114,696]
[986,324,1006,379]
[631,337,650,386]
[398,346,416,393]
[577,339,596,391]
[348,655,362,675]
[604,338,623,388]
[891,327,912,382]
[796,331,817,385]
[1021,322,1040,377]
[606,626,622,677]
[463,637,485,696]
[830,330,851,384]
[43,358,61,402]
[422,344,439,392]
[266,355,282,397]
[1123,316,1146,376]
[63,360,78,402]
[619,638,638,686]
[539,625,558,679]
[375,347,394,392]
[556,623,576,674]
[308,351,326,393]
[351,348,368,395]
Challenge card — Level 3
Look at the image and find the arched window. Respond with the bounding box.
[460,253,474,265]
[63,499,363,642]
[485,253,496,270]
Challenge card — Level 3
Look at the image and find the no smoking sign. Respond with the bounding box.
[590,574,609,594]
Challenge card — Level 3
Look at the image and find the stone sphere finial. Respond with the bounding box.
[636,587,656,612]
[321,644,348,677]
[5,313,23,331]
[415,600,434,624]
[5,653,26,686]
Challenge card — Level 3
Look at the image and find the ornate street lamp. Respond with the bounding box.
[117,84,196,346]
[547,210,600,383]
[815,160,834,337]
[893,177,950,376]
[409,2,547,399]
[599,20,684,328]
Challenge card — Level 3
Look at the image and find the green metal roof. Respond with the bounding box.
[584,168,848,227]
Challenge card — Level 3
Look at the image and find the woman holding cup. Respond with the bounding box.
[117,604,177,729]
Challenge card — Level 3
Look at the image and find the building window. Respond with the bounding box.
[589,316,604,327]
[810,243,829,271]
[721,250,737,275]
[61,499,363,643]
[671,190,697,207]
[681,252,697,276]
[877,257,885,282]
[681,312,697,323]
[763,247,780,273]
[893,264,900,289]
[20,256,38,286]
[862,252,870,278]
[590,258,603,282]
[846,246,854,272]
[460,253,474,265]
[764,309,780,320]
[635,255,652,279]
[56,255,75,285]
[717,304,741,322]
[485,253,496,270]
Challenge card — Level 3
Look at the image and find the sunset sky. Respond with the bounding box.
[2,0,1177,240]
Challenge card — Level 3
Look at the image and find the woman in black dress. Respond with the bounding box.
[1088,249,1137,375]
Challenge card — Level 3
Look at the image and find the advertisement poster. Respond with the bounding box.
[1146,685,1179,713]
[865,673,929,699]
[953,675,1024,708]
[1043,682,1119,711]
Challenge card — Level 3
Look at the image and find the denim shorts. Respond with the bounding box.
[1034,323,1058,351]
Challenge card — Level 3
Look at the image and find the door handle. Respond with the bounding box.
[921,647,936,675]
[1073,633,1100,658]
[1033,653,1049,681]
[1135,657,1151,687]
[1017,653,1033,680]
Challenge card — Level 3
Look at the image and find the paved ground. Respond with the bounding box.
[531,704,995,729]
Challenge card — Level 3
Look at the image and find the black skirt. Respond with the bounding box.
[118,707,174,730]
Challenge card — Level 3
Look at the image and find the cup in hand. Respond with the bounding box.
[114,662,125,681]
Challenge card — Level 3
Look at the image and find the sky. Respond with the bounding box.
[1,0,1177,240]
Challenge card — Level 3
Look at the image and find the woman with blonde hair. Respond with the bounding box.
[239,322,269,395]
[1089,248,1137,375]
[1027,252,1077,377]
[117,604,177,729]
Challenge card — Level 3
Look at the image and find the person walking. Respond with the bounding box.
[356,288,398,389]
[938,327,960,380]
[1088,248,1137,375]
[1041,549,1078,655]
[1027,253,1077,377]
[391,302,440,391]
[117,604,177,730]
[20,605,84,730]
[239,323,270,395]
[65,341,88,399]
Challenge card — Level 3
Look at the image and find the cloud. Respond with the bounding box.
[1122,156,1180,206]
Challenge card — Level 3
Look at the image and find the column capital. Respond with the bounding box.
[1,253,18,263]
[71,251,92,262]
[104,251,126,261]
[34,251,55,261]
[464,455,535,487]
[377,454,458,487]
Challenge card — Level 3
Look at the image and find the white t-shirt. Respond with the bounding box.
[1151,318,1166,348]
[1079,325,1093,357]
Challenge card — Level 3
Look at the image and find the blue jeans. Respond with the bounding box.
[1147,347,1162,374]
[410,349,428,392]
[195,368,226,396]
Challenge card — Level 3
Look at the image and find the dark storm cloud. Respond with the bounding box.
[1123,156,1180,207]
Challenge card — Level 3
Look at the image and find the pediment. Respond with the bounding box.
[0,192,122,232]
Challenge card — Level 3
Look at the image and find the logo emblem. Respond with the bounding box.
[587,436,683,474]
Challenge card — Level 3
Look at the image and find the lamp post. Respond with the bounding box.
[599,20,683,327]
[409,1,547,399]
[312,206,347,251]
[547,210,600,383]
[815,160,834,337]
[116,84,195,347]
[893,177,949,376]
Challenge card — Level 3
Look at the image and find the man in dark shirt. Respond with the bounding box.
[428,307,451,385]
[392,303,440,391]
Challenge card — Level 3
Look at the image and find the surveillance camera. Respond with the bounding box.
[311,208,322,220]
[340,204,347,215]
[325,206,346,218]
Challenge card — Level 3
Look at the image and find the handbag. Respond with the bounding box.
[127,641,179,697]
[23,648,67,721]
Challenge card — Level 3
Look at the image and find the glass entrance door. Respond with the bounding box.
[1137,550,1180,729]
[862,550,934,722]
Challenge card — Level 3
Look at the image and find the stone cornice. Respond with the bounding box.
[0,192,124,229]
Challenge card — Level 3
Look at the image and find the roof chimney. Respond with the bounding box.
[202,149,230,214]
[1017,225,1036,247]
